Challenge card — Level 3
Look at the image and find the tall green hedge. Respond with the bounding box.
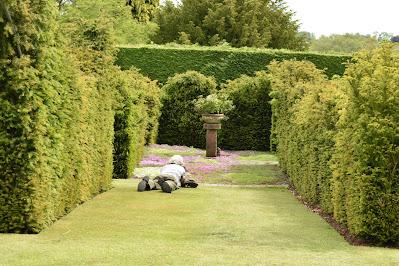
[116,45,351,84]
[269,45,399,244]
[0,2,160,233]
[269,60,336,209]
[157,71,217,148]
[143,74,163,145]
[331,46,399,244]
[0,1,113,233]
[113,69,161,179]
[219,72,272,151]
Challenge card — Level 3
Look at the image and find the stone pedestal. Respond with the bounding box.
[203,123,221,157]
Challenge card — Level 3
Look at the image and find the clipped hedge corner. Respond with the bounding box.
[113,69,161,179]
[157,71,217,148]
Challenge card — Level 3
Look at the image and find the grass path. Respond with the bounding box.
[1,145,398,265]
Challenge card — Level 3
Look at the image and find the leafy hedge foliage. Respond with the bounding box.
[113,69,161,179]
[219,72,272,151]
[269,61,343,212]
[116,45,351,84]
[269,45,399,244]
[331,46,399,244]
[158,70,272,150]
[0,2,161,232]
[0,1,114,233]
[157,71,217,148]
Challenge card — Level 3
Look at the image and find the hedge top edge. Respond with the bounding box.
[116,44,351,57]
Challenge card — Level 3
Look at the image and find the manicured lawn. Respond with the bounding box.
[1,180,398,265]
[1,145,398,265]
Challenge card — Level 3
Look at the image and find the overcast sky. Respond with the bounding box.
[284,0,398,36]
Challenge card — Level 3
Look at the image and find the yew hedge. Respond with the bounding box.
[269,45,399,244]
[331,46,399,244]
[158,70,273,150]
[0,1,160,233]
[113,69,161,179]
[116,45,351,84]
[219,72,272,151]
[157,71,217,148]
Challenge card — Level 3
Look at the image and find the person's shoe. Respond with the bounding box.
[183,179,198,188]
[161,181,173,193]
[137,176,150,192]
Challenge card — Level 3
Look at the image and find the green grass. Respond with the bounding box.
[134,166,162,177]
[1,179,398,265]
[204,165,285,185]
[3,146,397,264]
[193,157,219,164]
[147,146,201,158]
[199,151,284,185]
[237,151,279,162]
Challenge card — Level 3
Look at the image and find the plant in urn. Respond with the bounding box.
[193,94,234,157]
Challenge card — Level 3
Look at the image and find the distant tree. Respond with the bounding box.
[152,0,181,43]
[152,0,306,50]
[201,0,272,47]
[61,0,158,45]
[126,0,159,22]
[296,31,315,50]
[266,0,307,50]
[309,33,378,53]
[60,1,159,21]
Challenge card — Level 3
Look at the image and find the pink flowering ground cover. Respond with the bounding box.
[135,144,287,185]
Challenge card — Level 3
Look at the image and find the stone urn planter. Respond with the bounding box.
[201,113,225,124]
[202,114,225,157]
[193,93,234,158]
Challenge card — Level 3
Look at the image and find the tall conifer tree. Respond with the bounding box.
[153,0,306,49]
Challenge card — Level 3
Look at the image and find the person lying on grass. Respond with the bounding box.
[137,155,198,193]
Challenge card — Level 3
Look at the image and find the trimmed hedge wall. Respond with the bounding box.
[113,69,161,179]
[0,2,115,233]
[269,60,342,212]
[269,45,399,244]
[116,45,351,84]
[219,72,272,151]
[330,46,399,244]
[0,3,160,232]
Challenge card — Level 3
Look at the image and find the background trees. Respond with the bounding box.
[126,0,160,22]
[57,0,160,22]
[151,0,181,44]
[309,33,379,53]
[59,0,158,45]
[152,0,306,50]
